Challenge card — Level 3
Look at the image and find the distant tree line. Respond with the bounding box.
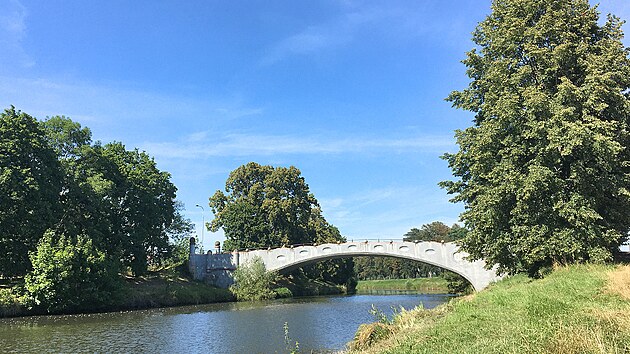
[0,106,192,312]
[353,222,471,292]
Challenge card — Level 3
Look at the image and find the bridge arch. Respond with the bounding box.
[237,241,502,291]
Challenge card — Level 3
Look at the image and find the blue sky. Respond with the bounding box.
[2,1,629,251]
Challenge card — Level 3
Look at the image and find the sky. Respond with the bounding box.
[2,0,630,251]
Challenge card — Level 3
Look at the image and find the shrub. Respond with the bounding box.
[24,230,122,313]
[229,257,277,301]
[274,287,293,299]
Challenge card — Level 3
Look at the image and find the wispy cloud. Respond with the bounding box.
[260,1,476,65]
[260,6,381,65]
[0,0,33,69]
[319,186,462,239]
[0,76,263,137]
[140,132,455,159]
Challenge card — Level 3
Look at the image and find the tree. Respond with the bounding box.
[165,201,195,266]
[103,143,177,274]
[441,0,630,276]
[403,221,452,242]
[41,115,92,159]
[0,107,63,277]
[209,162,319,251]
[210,162,355,286]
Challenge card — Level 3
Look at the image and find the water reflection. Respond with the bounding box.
[0,293,452,353]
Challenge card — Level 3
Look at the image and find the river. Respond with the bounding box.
[0,292,452,353]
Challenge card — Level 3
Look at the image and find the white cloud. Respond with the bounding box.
[318,185,462,240]
[140,132,455,159]
[0,76,263,135]
[0,0,33,69]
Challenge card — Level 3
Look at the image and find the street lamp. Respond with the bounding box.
[195,204,205,252]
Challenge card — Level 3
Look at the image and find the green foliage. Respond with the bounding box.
[0,287,24,317]
[441,0,630,276]
[356,278,449,293]
[41,115,92,158]
[0,106,63,277]
[25,230,122,313]
[211,162,355,286]
[164,201,195,267]
[230,257,277,301]
[210,162,320,250]
[442,271,473,294]
[274,287,293,299]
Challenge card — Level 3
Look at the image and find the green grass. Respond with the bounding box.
[349,264,630,353]
[356,277,449,293]
[120,270,234,309]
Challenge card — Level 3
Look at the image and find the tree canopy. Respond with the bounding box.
[441,0,630,276]
[0,107,190,286]
[0,107,63,276]
[209,162,354,287]
[209,162,327,250]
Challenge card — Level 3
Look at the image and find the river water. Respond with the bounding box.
[0,292,452,353]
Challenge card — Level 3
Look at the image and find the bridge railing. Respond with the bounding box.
[219,238,441,254]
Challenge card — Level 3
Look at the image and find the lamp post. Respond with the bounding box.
[195,204,205,252]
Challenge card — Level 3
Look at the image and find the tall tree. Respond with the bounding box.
[0,107,63,277]
[441,0,630,276]
[209,162,318,251]
[403,221,452,242]
[103,143,177,274]
[210,162,354,286]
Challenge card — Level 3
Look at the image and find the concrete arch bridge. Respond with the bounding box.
[189,240,502,291]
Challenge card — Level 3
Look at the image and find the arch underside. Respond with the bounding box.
[272,252,477,288]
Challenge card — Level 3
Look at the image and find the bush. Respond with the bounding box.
[0,287,24,317]
[274,287,293,299]
[443,271,473,294]
[25,230,122,313]
[230,257,277,301]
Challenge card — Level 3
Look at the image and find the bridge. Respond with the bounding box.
[189,239,503,291]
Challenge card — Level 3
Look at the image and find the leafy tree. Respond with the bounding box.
[0,107,63,277]
[403,221,452,242]
[230,257,277,301]
[441,0,630,276]
[103,143,177,274]
[41,115,92,159]
[209,162,319,251]
[210,162,355,286]
[41,114,180,275]
[24,230,122,313]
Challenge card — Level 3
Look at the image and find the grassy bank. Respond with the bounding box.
[0,268,234,318]
[119,270,234,310]
[356,278,449,293]
[349,264,630,353]
[275,273,346,297]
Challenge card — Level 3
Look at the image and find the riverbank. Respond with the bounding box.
[349,264,630,353]
[0,267,350,317]
[356,277,448,293]
[0,268,234,318]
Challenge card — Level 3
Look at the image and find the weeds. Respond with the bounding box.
[283,322,300,354]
